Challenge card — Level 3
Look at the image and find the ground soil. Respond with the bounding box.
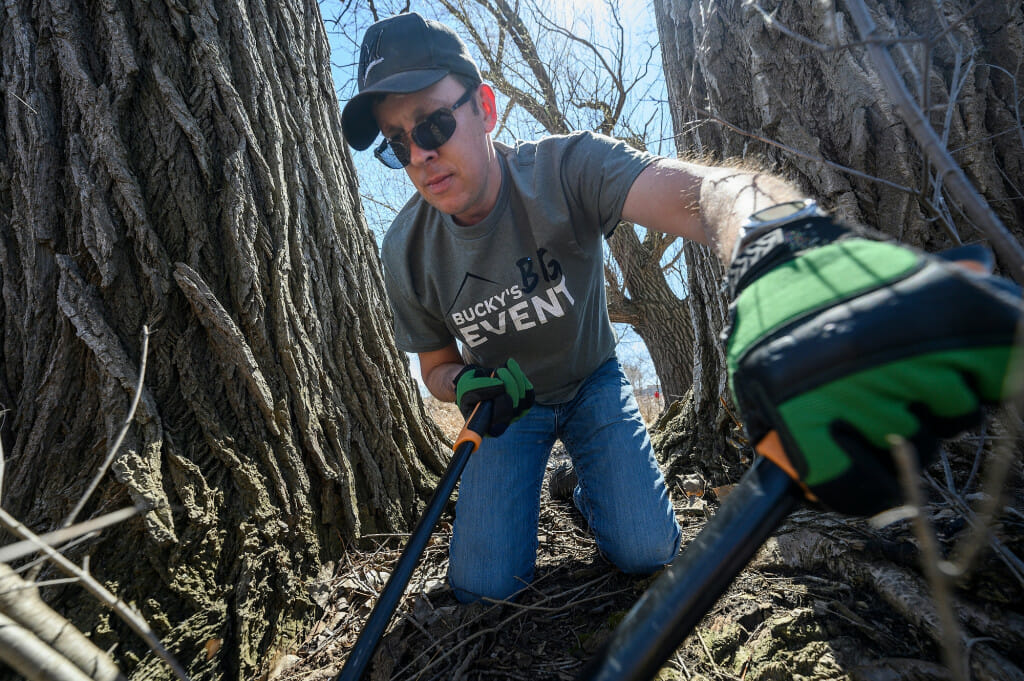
[271,402,1024,681]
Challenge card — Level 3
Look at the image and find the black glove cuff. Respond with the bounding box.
[727,216,852,299]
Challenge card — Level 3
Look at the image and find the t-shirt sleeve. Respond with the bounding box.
[559,131,657,239]
[381,244,454,354]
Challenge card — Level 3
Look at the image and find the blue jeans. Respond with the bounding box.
[448,357,681,603]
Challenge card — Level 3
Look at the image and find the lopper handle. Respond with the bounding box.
[576,454,803,681]
[453,398,492,453]
[336,401,492,681]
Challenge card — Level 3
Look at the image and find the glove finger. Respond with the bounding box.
[519,387,535,415]
[462,383,507,405]
[459,382,504,419]
[495,367,521,409]
[908,397,981,442]
[506,358,534,391]
[488,393,515,437]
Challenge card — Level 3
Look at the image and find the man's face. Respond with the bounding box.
[374,77,500,225]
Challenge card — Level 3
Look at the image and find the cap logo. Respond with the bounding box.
[359,30,385,89]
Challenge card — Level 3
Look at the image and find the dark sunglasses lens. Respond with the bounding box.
[411,110,457,150]
[375,139,410,169]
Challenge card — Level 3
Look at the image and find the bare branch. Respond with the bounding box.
[889,436,968,681]
[0,406,7,503]
[0,611,97,681]
[0,508,190,681]
[64,326,150,529]
[844,0,1024,282]
[693,108,917,195]
[0,564,125,681]
[0,505,146,564]
[749,0,980,53]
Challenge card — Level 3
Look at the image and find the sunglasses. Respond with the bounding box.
[374,86,476,169]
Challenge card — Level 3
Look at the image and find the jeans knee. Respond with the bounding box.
[448,570,530,603]
[601,526,681,575]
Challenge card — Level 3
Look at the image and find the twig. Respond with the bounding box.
[844,0,1024,282]
[0,405,8,502]
[693,108,917,195]
[983,64,1024,151]
[889,435,968,681]
[939,448,957,492]
[0,507,190,681]
[7,90,38,115]
[450,639,483,681]
[925,474,1024,587]
[0,611,96,681]
[961,420,987,494]
[941,403,1022,579]
[0,563,125,681]
[747,0,935,52]
[13,532,102,576]
[0,504,147,563]
[695,630,724,677]
[393,571,616,679]
[64,326,150,528]
[0,576,81,593]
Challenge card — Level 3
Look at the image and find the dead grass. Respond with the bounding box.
[422,397,465,442]
[274,457,692,681]
[272,420,1024,681]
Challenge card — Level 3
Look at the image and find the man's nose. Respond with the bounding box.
[408,139,438,166]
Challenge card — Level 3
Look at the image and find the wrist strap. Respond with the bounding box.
[727,216,851,299]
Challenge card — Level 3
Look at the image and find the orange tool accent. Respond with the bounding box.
[454,401,485,453]
[755,430,818,502]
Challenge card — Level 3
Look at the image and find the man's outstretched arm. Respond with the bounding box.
[621,157,804,264]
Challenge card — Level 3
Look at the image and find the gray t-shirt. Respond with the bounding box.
[381,131,656,403]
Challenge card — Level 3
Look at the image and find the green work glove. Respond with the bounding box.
[725,210,1023,515]
[454,359,535,437]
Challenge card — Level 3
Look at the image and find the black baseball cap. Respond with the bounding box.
[341,13,483,151]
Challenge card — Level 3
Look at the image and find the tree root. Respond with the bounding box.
[751,511,1024,681]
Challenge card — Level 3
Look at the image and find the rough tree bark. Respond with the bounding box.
[605,223,695,403]
[0,1,445,678]
[656,0,1023,251]
[649,2,1024,677]
[651,0,1024,481]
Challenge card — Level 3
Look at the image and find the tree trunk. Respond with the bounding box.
[649,1,743,482]
[653,0,1023,258]
[0,1,445,678]
[651,0,1024,478]
[649,239,742,485]
[606,225,694,403]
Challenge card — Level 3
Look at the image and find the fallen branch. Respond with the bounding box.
[0,563,124,681]
[0,611,96,681]
[755,514,1024,681]
[0,505,189,681]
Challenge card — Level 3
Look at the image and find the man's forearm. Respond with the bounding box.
[424,362,463,402]
[621,158,805,266]
[695,168,804,266]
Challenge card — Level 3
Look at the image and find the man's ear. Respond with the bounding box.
[478,84,498,132]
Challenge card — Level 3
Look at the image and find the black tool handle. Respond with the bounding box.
[336,401,492,681]
[577,456,803,681]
